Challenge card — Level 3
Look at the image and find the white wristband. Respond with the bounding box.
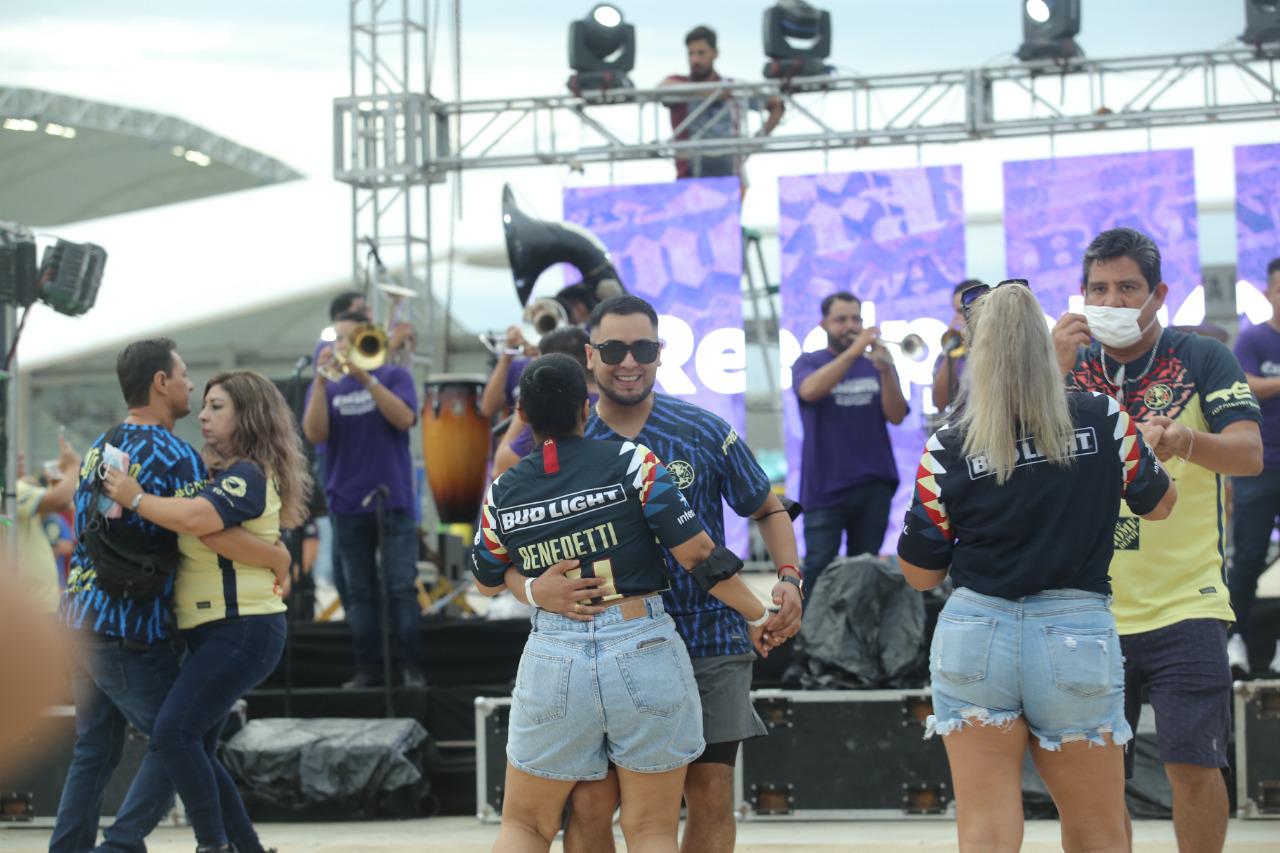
[744,606,770,627]
[524,575,540,609]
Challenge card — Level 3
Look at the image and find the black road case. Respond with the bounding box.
[1234,679,1280,819]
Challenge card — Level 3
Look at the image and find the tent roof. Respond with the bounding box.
[0,87,301,226]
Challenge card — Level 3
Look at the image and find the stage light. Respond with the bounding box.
[0,222,107,317]
[1017,0,1082,62]
[44,123,76,139]
[567,4,635,94]
[1241,1,1280,47]
[762,0,833,79]
[2,119,38,132]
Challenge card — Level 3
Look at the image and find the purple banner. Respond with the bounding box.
[1236,143,1280,294]
[562,177,749,554]
[1004,149,1199,319]
[778,166,967,556]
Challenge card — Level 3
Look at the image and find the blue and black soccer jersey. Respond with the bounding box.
[470,436,704,595]
[585,394,773,658]
[61,424,205,644]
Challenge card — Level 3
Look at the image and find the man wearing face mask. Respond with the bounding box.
[1052,227,1262,853]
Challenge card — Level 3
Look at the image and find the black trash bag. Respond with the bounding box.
[222,718,434,819]
[795,554,929,689]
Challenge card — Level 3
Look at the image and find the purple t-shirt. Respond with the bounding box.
[792,349,902,511]
[1234,322,1280,469]
[504,358,529,408]
[306,364,418,515]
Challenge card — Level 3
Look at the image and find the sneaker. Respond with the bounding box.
[1227,633,1250,676]
[342,670,384,689]
[400,665,427,688]
[1269,640,1280,675]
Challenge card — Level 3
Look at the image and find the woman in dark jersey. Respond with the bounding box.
[471,353,769,853]
[897,282,1176,853]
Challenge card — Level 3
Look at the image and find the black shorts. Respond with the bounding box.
[1121,619,1232,778]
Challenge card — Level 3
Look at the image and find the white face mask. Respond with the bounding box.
[1084,290,1158,349]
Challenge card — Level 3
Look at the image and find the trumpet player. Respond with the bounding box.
[931,279,982,411]
[302,310,425,690]
[792,292,908,602]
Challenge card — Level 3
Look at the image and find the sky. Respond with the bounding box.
[4,0,1277,362]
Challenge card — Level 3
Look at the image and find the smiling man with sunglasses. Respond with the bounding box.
[556,294,802,853]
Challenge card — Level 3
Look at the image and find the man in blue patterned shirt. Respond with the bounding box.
[564,295,803,853]
[51,339,286,853]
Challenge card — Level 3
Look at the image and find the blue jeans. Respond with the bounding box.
[1229,470,1280,637]
[50,635,179,853]
[150,614,286,851]
[332,509,422,672]
[800,480,896,600]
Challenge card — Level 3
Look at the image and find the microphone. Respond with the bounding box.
[362,237,386,272]
[292,354,312,377]
[360,484,391,509]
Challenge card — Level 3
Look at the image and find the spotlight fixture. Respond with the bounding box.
[762,0,832,79]
[567,4,635,94]
[1241,1,1280,48]
[0,221,106,317]
[1017,0,1082,62]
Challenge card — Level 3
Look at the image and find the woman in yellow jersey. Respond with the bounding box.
[105,370,311,853]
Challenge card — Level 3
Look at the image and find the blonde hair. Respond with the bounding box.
[202,370,312,528]
[953,284,1074,484]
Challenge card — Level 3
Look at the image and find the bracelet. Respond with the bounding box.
[365,374,381,388]
[129,492,145,512]
[776,563,799,578]
[1181,429,1195,461]
[524,575,540,609]
[744,606,771,627]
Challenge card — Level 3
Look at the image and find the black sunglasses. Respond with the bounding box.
[960,278,1030,313]
[590,339,662,365]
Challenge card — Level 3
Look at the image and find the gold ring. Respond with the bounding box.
[574,603,582,614]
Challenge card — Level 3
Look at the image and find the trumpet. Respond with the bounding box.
[521,297,569,348]
[317,324,388,382]
[940,328,966,358]
[869,333,928,362]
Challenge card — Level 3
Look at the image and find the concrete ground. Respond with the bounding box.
[2,817,1278,851]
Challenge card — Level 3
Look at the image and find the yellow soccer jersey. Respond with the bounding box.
[174,460,284,630]
[1067,328,1262,634]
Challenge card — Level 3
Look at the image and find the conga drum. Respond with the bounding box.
[422,375,490,525]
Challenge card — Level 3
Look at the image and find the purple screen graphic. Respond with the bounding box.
[778,166,967,557]
[1004,149,1199,317]
[1236,143,1280,293]
[563,177,750,554]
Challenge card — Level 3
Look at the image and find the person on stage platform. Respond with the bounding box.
[898,280,1176,853]
[792,292,908,601]
[303,310,423,689]
[1052,227,1262,853]
[557,294,802,853]
[1228,255,1280,676]
[660,25,784,191]
[103,370,308,853]
[480,325,536,420]
[52,340,289,853]
[931,279,982,413]
[471,353,774,853]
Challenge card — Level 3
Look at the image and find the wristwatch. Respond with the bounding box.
[777,573,803,598]
[129,493,145,512]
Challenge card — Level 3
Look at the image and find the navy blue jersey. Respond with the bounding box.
[470,437,704,595]
[61,424,205,644]
[585,394,772,658]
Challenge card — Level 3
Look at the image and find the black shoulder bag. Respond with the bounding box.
[79,425,180,601]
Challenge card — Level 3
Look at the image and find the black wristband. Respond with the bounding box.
[777,573,803,597]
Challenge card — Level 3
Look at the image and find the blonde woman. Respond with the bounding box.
[105,370,311,853]
[896,281,1177,853]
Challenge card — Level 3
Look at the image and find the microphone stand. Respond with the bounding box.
[282,354,312,717]
[362,484,394,718]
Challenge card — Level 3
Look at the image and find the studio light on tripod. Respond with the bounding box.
[762,0,832,79]
[567,4,636,95]
[1241,1,1280,48]
[1017,0,1082,62]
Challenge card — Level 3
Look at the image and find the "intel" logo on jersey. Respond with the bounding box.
[498,485,628,533]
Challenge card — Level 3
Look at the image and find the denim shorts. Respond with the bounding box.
[507,597,705,781]
[926,587,1133,752]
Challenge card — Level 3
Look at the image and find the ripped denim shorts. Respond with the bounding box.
[926,587,1133,752]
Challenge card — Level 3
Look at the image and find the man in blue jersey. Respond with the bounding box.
[564,295,803,853]
[52,339,287,853]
